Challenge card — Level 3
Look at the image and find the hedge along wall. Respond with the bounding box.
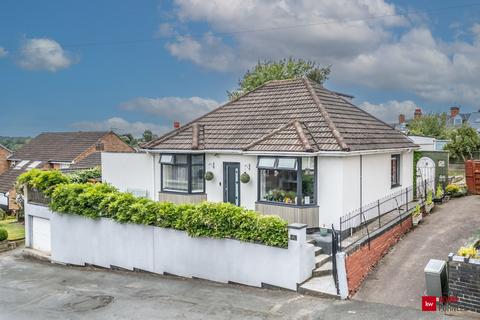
[18,169,289,248]
[25,201,315,291]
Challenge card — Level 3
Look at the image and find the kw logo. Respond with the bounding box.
[422,296,437,311]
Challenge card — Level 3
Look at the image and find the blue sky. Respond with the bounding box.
[1,0,480,137]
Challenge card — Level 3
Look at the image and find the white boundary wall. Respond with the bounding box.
[26,202,315,291]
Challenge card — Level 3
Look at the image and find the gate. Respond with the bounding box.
[416,157,435,197]
[466,160,480,194]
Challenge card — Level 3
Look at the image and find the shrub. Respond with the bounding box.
[458,246,477,258]
[0,228,8,241]
[17,169,71,196]
[412,204,421,217]
[426,190,433,205]
[435,184,444,199]
[67,167,102,183]
[49,182,289,247]
[445,184,460,195]
[0,208,6,220]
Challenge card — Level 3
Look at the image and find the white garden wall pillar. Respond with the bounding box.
[288,223,315,286]
[336,251,349,299]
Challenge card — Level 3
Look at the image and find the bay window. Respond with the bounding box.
[258,156,316,205]
[161,154,205,193]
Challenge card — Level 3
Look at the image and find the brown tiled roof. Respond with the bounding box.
[0,144,12,154]
[144,78,417,152]
[0,168,25,193]
[10,131,110,162]
[69,152,102,169]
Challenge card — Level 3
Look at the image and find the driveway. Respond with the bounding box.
[0,250,457,320]
[354,195,480,311]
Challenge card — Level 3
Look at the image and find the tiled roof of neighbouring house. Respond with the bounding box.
[0,144,12,154]
[143,78,417,152]
[69,152,102,169]
[9,131,110,162]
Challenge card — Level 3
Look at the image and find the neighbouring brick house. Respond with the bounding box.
[0,144,12,176]
[0,131,134,211]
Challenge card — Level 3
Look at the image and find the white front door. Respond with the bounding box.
[32,216,51,253]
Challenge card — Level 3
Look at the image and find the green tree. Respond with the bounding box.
[407,113,448,139]
[142,130,154,142]
[120,133,138,147]
[444,125,480,161]
[228,58,331,100]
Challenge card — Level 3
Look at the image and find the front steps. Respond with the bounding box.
[298,245,340,299]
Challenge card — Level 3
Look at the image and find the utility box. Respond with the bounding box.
[424,259,448,297]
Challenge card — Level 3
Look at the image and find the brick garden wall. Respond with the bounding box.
[345,217,413,295]
[448,255,480,313]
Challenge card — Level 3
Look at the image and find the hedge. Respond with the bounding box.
[19,170,288,248]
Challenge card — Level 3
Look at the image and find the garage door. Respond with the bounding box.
[32,217,51,253]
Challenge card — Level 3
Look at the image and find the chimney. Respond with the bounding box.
[450,106,460,118]
[414,108,422,120]
[173,121,180,129]
[398,114,405,124]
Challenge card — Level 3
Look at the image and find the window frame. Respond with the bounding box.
[391,154,401,188]
[257,156,317,206]
[160,154,205,194]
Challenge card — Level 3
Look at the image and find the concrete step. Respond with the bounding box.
[312,261,332,277]
[314,246,323,256]
[298,275,340,299]
[315,254,331,268]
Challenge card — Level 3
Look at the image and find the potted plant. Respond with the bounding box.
[204,171,214,181]
[425,190,434,214]
[412,204,422,226]
[433,184,444,204]
[240,172,250,184]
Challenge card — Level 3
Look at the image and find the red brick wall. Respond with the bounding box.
[74,132,134,164]
[0,147,11,175]
[345,217,413,296]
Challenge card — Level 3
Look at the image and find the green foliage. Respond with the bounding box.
[0,228,8,241]
[408,114,448,139]
[17,169,71,196]
[0,136,30,151]
[67,167,102,183]
[445,184,460,195]
[0,208,5,220]
[412,204,421,217]
[444,125,480,161]
[426,190,433,205]
[49,183,288,247]
[240,172,250,184]
[435,184,444,199]
[228,58,331,100]
[204,171,214,181]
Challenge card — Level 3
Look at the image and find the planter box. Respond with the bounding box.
[412,214,422,226]
[425,202,434,214]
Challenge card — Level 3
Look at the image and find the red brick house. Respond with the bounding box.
[0,131,134,211]
[0,144,12,176]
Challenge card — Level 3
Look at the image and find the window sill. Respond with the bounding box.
[255,201,318,208]
[160,190,206,195]
[391,184,402,189]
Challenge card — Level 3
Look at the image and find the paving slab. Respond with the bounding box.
[354,195,480,313]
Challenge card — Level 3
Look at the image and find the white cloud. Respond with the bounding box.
[166,33,238,71]
[0,47,7,58]
[359,100,417,123]
[163,0,480,106]
[120,96,220,122]
[71,117,169,137]
[18,38,75,72]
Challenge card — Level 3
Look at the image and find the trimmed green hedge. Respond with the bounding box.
[19,170,288,247]
[0,228,8,242]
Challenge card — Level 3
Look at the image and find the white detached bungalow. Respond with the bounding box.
[102,78,418,229]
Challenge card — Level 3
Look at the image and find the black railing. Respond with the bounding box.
[338,179,433,250]
[331,224,340,295]
[27,188,50,206]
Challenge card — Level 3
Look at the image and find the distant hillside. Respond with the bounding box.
[0,136,31,151]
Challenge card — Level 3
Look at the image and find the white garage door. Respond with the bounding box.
[32,217,51,253]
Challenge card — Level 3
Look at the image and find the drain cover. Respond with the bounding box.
[64,295,114,312]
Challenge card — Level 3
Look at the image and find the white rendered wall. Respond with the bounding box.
[204,153,257,210]
[318,150,414,228]
[408,136,435,151]
[0,194,7,206]
[46,211,314,291]
[102,152,158,200]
